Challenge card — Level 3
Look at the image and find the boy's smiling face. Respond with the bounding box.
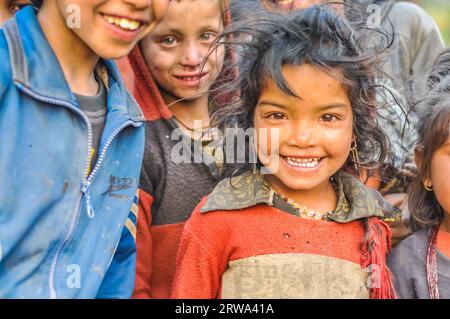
[50,0,169,59]
[254,64,353,195]
[0,0,31,25]
[139,0,225,103]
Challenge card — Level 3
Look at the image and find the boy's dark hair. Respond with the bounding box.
[409,49,450,230]
[210,3,392,175]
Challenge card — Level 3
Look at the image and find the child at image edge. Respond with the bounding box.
[0,0,168,298]
[388,49,450,299]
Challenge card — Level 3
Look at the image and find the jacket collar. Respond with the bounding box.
[200,169,401,223]
[5,7,144,122]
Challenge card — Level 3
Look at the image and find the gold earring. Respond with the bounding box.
[424,179,433,192]
[350,138,360,172]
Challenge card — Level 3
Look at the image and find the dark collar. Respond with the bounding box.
[200,169,401,223]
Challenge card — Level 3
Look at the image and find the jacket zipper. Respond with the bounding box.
[81,119,142,218]
[16,83,142,299]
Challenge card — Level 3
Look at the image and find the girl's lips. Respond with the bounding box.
[101,13,146,43]
[173,73,209,87]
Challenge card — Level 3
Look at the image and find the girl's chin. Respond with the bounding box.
[276,178,322,192]
[266,173,324,193]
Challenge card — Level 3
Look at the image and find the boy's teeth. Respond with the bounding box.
[178,76,201,81]
[104,15,141,31]
[286,157,321,168]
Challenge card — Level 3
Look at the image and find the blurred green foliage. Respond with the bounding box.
[416,0,450,46]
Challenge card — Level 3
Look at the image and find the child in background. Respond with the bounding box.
[171,5,399,299]
[128,0,235,298]
[0,0,168,298]
[0,0,31,25]
[388,49,450,299]
[349,0,445,217]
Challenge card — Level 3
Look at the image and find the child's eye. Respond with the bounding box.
[321,114,339,122]
[161,36,177,46]
[267,112,287,120]
[9,3,28,13]
[200,32,216,42]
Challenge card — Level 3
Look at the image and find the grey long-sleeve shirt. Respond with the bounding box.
[388,228,450,299]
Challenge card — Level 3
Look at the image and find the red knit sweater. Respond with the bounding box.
[172,197,394,299]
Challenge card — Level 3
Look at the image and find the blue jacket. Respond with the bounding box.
[0,7,144,298]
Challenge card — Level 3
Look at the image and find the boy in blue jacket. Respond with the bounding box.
[0,0,168,298]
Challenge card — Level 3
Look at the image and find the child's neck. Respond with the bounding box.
[38,2,100,96]
[164,93,211,130]
[267,176,337,214]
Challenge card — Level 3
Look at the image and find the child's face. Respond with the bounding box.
[429,136,450,215]
[254,64,353,193]
[51,0,169,59]
[139,0,225,102]
[0,0,31,25]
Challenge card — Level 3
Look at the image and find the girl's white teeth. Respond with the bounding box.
[178,76,201,81]
[104,15,141,31]
[286,157,321,168]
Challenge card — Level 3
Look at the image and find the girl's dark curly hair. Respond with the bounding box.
[210,3,392,176]
[409,48,450,231]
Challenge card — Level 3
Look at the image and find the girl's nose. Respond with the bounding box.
[286,121,316,148]
[180,42,204,68]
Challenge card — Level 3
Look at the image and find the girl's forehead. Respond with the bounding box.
[163,0,223,17]
[263,64,346,93]
[259,64,351,108]
[154,0,223,31]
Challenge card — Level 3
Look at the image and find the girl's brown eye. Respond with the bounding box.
[268,112,286,120]
[321,114,337,122]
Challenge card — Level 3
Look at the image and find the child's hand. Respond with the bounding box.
[384,193,412,247]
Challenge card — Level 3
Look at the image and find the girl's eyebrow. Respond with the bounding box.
[159,28,183,37]
[317,103,348,111]
[257,100,288,109]
[155,23,221,38]
[258,101,348,111]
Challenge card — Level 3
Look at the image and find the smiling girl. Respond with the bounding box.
[171,5,399,299]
